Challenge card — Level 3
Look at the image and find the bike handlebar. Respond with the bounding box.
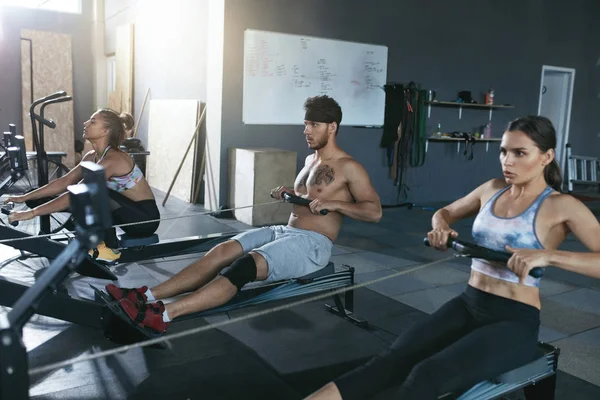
[30,91,67,109]
[32,113,56,129]
[29,93,72,129]
[423,237,544,278]
[41,95,73,108]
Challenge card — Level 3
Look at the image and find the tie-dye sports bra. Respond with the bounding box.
[471,185,554,288]
[96,146,144,193]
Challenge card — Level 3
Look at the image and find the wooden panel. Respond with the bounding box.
[147,99,200,202]
[114,24,134,114]
[107,91,122,112]
[20,29,75,168]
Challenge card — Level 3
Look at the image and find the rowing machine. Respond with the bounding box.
[0,163,115,399]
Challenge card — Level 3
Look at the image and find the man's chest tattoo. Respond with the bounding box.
[309,165,335,186]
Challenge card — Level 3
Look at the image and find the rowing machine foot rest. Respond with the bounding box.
[118,234,159,248]
[92,285,167,348]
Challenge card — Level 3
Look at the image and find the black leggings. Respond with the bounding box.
[334,285,540,400]
[104,190,160,248]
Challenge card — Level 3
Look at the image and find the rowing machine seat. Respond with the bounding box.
[492,347,549,384]
[453,343,558,400]
[118,234,159,248]
[295,262,335,282]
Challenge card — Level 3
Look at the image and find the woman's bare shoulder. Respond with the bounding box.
[546,191,588,210]
[478,178,508,195]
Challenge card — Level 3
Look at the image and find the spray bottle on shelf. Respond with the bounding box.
[433,123,442,138]
[485,86,495,105]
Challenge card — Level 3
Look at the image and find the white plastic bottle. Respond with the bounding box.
[483,123,492,138]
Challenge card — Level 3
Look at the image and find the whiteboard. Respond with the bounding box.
[242,29,388,126]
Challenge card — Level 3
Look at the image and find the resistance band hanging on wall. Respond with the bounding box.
[410,86,427,167]
[380,82,427,203]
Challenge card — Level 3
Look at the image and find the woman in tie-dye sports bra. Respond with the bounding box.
[6,109,160,264]
[470,184,554,288]
[309,116,600,400]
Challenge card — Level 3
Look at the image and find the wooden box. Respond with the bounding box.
[229,147,297,226]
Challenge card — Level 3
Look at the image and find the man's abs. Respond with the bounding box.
[287,206,343,242]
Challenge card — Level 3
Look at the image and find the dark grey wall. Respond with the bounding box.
[221,0,600,206]
[0,4,93,142]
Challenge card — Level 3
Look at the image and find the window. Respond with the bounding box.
[107,55,117,95]
[0,0,82,14]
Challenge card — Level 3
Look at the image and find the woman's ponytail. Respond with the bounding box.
[544,159,563,192]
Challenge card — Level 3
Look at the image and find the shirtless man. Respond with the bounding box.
[106,95,382,334]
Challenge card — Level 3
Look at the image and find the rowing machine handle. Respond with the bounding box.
[423,238,544,278]
[1,203,19,227]
[282,192,328,215]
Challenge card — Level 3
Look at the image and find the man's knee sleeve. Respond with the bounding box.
[221,254,257,291]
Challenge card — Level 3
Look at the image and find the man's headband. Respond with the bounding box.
[304,109,336,124]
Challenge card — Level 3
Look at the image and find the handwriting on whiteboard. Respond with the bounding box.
[245,38,382,96]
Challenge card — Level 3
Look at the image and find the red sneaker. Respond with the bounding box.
[106,284,148,306]
[119,299,171,334]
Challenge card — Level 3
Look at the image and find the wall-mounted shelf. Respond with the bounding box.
[426,136,502,153]
[426,137,502,141]
[426,100,515,120]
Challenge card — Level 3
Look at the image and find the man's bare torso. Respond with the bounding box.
[288,153,355,241]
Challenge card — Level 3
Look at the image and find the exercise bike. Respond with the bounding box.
[0,91,73,235]
[0,92,114,280]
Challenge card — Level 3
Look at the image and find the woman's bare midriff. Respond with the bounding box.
[116,178,155,202]
[468,270,541,309]
[287,205,343,242]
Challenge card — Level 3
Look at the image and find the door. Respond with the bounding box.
[537,66,575,182]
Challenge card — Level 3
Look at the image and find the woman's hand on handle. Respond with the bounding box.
[427,227,459,251]
[270,186,294,200]
[8,210,35,225]
[4,195,27,205]
[505,246,549,285]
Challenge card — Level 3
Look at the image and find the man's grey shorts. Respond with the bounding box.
[231,225,333,283]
